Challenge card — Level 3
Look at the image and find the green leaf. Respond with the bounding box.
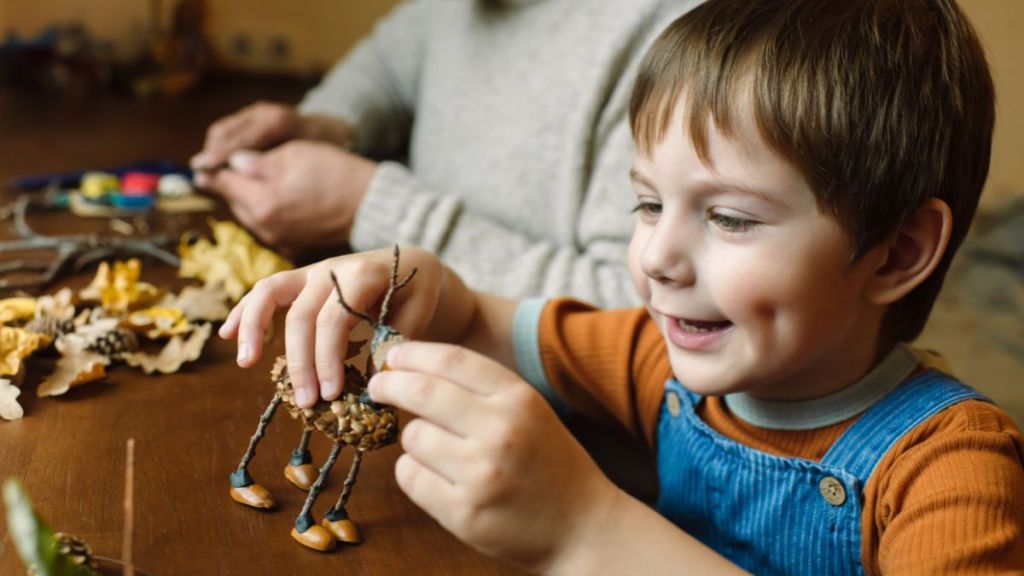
[3,479,100,576]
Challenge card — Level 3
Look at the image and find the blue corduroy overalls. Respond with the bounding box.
[655,371,986,575]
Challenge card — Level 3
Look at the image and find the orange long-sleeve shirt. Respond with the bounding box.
[532,299,1024,574]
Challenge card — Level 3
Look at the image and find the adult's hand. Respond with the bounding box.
[203,140,377,255]
[190,101,353,175]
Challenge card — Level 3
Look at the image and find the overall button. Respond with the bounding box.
[666,391,681,417]
[819,476,847,506]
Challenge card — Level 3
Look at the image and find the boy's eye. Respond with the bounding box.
[631,201,662,217]
[708,211,757,233]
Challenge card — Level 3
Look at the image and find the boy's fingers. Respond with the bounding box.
[313,295,358,401]
[236,271,305,367]
[284,275,334,408]
[394,453,461,521]
[369,370,489,438]
[386,342,514,397]
[218,292,251,339]
[398,418,470,485]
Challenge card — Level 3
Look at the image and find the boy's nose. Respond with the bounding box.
[640,225,696,287]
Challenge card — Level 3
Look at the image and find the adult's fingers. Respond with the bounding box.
[191,111,252,169]
[385,342,516,397]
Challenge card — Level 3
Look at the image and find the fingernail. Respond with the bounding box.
[237,344,251,365]
[321,381,336,399]
[228,150,260,173]
[386,344,401,366]
[367,374,381,400]
[296,387,313,407]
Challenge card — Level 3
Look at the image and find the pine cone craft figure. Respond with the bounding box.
[228,246,414,552]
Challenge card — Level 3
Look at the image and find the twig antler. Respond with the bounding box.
[330,245,418,328]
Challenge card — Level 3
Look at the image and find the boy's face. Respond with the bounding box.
[629,106,887,400]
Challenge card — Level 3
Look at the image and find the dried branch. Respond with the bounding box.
[0,194,180,295]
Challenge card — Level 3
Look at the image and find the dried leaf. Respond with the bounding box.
[0,378,23,421]
[0,327,51,377]
[0,297,36,325]
[35,288,75,321]
[158,285,231,322]
[38,334,109,397]
[121,322,211,374]
[124,306,192,338]
[79,260,159,314]
[178,220,292,302]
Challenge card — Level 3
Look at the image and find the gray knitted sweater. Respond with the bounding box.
[300,0,700,307]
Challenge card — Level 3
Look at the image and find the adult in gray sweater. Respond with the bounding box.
[192,0,700,308]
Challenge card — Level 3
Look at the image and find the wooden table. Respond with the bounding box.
[0,76,523,575]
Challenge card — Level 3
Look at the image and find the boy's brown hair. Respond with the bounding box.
[629,0,995,343]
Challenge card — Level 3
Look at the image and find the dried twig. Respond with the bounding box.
[0,194,180,294]
[123,438,134,576]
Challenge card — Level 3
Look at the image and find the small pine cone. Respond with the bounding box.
[87,328,139,358]
[52,532,98,570]
[23,316,75,340]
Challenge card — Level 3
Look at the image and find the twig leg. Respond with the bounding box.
[326,450,363,521]
[230,393,282,488]
[295,442,343,533]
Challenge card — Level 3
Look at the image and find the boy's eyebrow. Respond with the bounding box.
[629,168,657,191]
[630,166,780,205]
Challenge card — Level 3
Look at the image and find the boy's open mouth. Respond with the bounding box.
[677,318,733,334]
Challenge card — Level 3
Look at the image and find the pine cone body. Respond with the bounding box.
[23,316,75,340]
[271,356,398,452]
[53,532,98,570]
[87,328,139,358]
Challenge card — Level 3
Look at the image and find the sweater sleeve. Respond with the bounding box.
[349,160,641,308]
[512,297,671,448]
[297,0,427,159]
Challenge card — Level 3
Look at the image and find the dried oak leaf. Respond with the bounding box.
[0,297,36,325]
[158,285,231,322]
[37,334,109,397]
[35,288,76,321]
[178,220,292,302]
[0,327,51,377]
[124,306,192,339]
[79,260,160,314]
[0,378,23,421]
[121,322,211,374]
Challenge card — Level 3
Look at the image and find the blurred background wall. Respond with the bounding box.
[0,0,1020,203]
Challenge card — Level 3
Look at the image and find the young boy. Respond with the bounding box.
[221,0,1024,573]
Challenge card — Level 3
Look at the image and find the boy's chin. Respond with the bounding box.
[668,359,744,397]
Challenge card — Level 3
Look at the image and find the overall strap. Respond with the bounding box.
[821,371,989,480]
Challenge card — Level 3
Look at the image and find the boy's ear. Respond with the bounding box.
[865,198,953,305]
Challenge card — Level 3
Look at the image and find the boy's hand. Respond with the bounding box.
[369,342,620,573]
[200,141,377,254]
[219,247,445,408]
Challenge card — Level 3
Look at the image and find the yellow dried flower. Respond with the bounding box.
[80,260,159,314]
[0,327,51,376]
[0,297,36,324]
[178,220,292,302]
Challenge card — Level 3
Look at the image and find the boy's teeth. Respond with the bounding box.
[677,318,725,333]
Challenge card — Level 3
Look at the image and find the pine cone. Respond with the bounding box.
[87,328,139,358]
[23,316,75,340]
[53,532,98,570]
